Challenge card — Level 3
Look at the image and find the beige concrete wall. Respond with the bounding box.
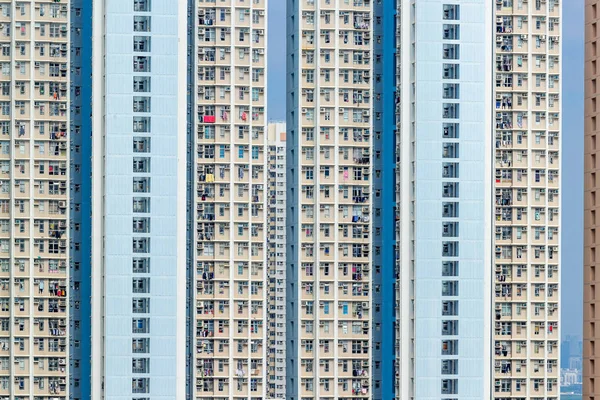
[585,1,600,397]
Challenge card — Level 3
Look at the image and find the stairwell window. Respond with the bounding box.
[134,0,151,12]
[133,56,150,72]
[132,298,150,314]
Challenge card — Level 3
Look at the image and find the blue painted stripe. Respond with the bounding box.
[376,0,397,398]
[70,1,93,398]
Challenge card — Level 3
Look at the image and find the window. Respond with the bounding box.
[442,123,459,138]
[133,16,151,32]
[442,300,458,316]
[132,378,150,394]
[441,379,458,395]
[442,44,460,60]
[442,261,458,276]
[133,197,150,213]
[441,359,458,375]
[133,278,150,293]
[132,298,150,313]
[133,137,150,152]
[133,157,150,173]
[133,217,150,233]
[443,24,460,40]
[132,358,149,374]
[442,142,459,158]
[442,163,459,179]
[442,202,458,218]
[305,168,314,180]
[133,177,150,193]
[133,56,150,72]
[441,320,458,336]
[133,258,150,273]
[132,238,150,253]
[443,5,459,20]
[132,318,149,333]
[133,77,151,92]
[442,339,458,355]
[442,280,458,296]
[134,0,151,12]
[442,103,459,119]
[133,97,150,113]
[303,128,314,141]
[442,84,459,99]
[133,36,150,52]
[442,182,459,198]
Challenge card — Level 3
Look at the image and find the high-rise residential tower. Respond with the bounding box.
[193,0,268,398]
[90,0,272,398]
[267,122,287,398]
[396,1,493,398]
[287,1,561,399]
[492,1,561,398]
[286,1,375,398]
[91,0,188,398]
[0,0,559,398]
[585,1,599,398]
[0,1,76,399]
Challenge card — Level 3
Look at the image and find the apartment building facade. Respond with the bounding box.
[192,0,268,399]
[0,0,559,398]
[585,1,599,398]
[0,1,93,399]
[286,0,375,398]
[0,1,76,399]
[396,1,493,398]
[492,0,561,398]
[91,0,188,398]
[287,0,561,399]
[266,122,286,398]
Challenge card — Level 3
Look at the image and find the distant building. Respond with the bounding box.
[562,368,582,386]
[564,335,583,369]
[571,356,584,371]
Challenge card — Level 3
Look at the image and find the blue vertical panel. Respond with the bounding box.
[70,0,92,399]
[285,0,299,398]
[373,0,397,399]
[103,0,181,397]
[412,1,488,398]
[186,1,194,399]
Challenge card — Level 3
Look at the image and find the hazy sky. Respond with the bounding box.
[268,2,585,340]
[561,2,584,339]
